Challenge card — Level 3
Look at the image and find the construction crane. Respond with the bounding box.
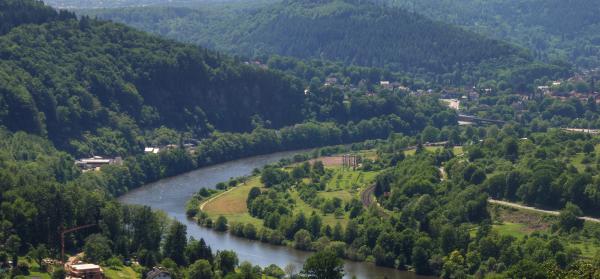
[60,224,96,263]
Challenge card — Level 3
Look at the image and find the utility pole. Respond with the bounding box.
[60,224,96,263]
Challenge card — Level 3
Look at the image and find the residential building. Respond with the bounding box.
[75,156,122,171]
[147,267,171,279]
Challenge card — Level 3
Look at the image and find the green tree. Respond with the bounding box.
[215,216,228,232]
[301,250,344,279]
[558,202,584,232]
[216,250,238,275]
[308,212,322,238]
[412,246,430,275]
[185,238,213,264]
[27,244,48,269]
[264,264,285,278]
[164,221,188,265]
[294,229,312,250]
[188,259,214,279]
[83,234,112,263]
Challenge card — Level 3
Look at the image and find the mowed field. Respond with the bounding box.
[404,145,464,156]
[201,177,264,227]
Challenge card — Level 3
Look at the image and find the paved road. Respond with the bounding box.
[488,199,600,224]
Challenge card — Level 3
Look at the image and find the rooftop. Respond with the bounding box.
[71,264,101,270]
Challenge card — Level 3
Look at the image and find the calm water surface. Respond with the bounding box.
[119,150,433,279]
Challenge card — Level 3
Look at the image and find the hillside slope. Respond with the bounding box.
[387,0,600,68]
[0,0,307,155]
[84,0,540,75]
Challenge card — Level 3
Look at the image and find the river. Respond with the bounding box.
[119,150,432,279]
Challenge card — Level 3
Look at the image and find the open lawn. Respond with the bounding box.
[493,222,530,238]
[104,265,140,279]
[289,190,349,227]
[201,177,265,228]
[404,146,463,156]
[326,167,379,191]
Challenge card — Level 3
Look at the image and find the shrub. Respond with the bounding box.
[215,216,228,231]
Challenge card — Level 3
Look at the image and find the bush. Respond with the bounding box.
[243,224,258,239]
[51,268,66,279]
[294,229,312,250]
[204,218,214,228]
[216,182,227,190]
[83,234,112,263]
[264,264,286,278]
[269,230,284,245]
[215,216,228,231]
[15,261,30,276]
[104,257,123,268]
[230,223,245,237]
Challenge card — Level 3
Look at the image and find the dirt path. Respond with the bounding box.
[200,187,236,211]
[488,199,600,224]
[361,184,376,207]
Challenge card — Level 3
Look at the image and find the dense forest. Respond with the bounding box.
[44,0,208,9]
[83,0,570,86]
[0,0,311,154]
[386,0,600,69]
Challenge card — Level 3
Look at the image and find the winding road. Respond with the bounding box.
[488,199,600,224]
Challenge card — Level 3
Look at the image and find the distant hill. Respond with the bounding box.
[84,0,553,76]
[43,0,202,9]
[386,0,600,69]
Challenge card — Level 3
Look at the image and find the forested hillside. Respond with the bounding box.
[84,0,569,83]
[0,1,452,277]
[387,0,600,68]
[0,0,311,155]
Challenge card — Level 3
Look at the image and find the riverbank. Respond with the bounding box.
[118,150,428,279]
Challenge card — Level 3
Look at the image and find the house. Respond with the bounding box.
[75,156,122,171]
[147,267,171,279]
[324,77,338,86]
[65,263,104,279]
[380,81,391,89]
[144,147,160,154]
[468,91,480,101]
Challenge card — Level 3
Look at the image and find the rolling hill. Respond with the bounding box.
[84,0,553,76]
[0,0,307,154]
[386,0,600,68]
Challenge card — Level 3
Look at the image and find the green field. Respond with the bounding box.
[404,146,463,156]
[493,222,530,238]
[325,167,379,192]
[201,159,380,229]
[491,205,600,259]
[201,177,265,228]
[104,265,141,279]
[11,258,140,279]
